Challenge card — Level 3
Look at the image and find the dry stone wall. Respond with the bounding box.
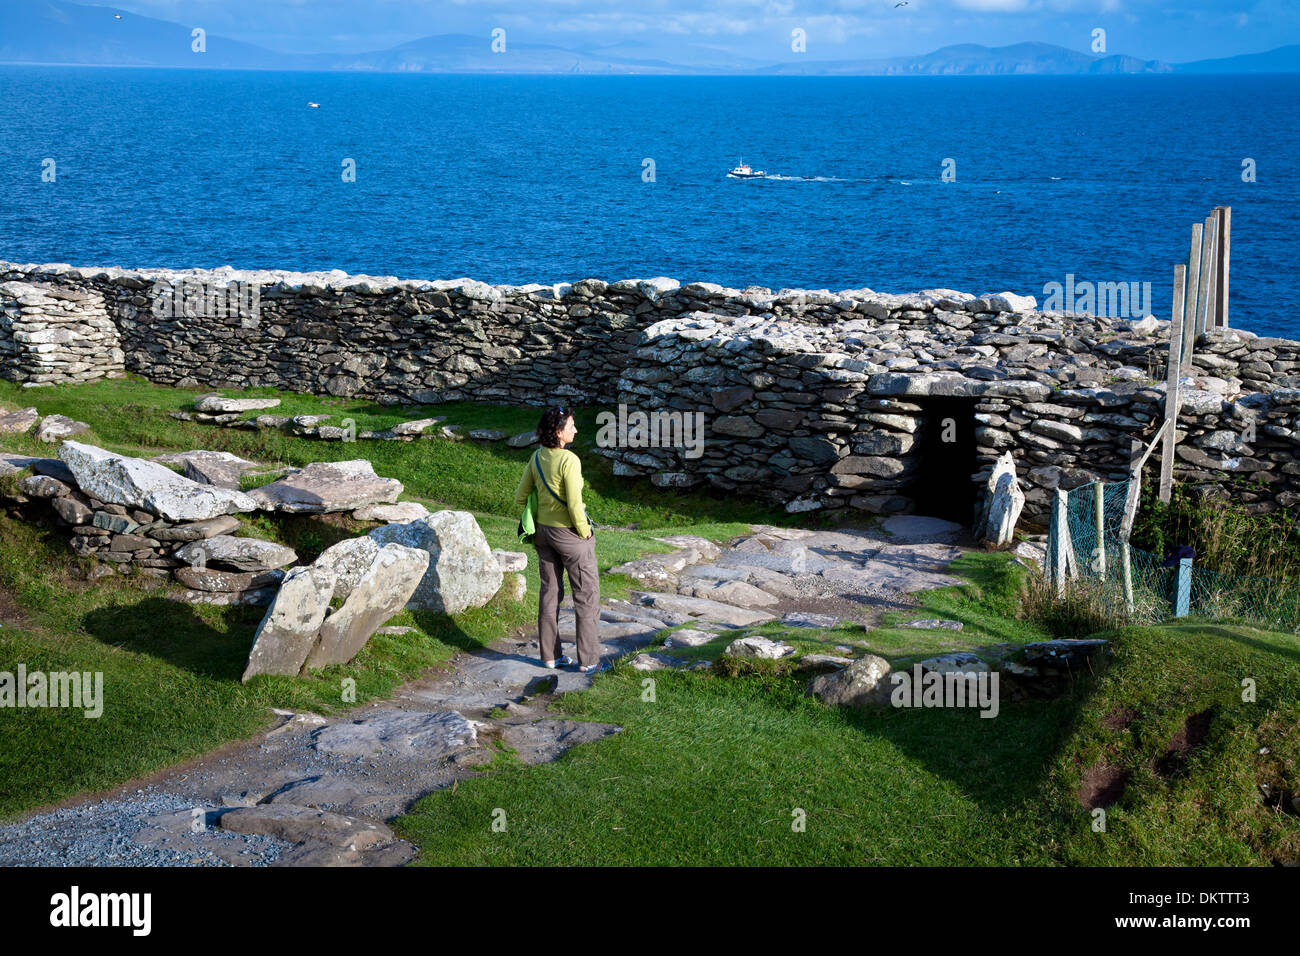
[609,308,1300,524]
[0,281,125,386]
[2,260,1298,525]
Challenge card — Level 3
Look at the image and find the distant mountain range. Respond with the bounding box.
[3,0,1298,75]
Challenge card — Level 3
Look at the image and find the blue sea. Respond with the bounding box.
[1,67,1297,336]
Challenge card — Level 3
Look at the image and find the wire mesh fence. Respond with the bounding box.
[1046,478,1300,633]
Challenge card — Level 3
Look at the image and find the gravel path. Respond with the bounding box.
[0,793,288,867]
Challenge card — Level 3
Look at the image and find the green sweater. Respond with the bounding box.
[514,447,592,539]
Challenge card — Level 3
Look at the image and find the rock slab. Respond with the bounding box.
[305,544,430,668]
[59,440,257,521]
[369,511,502,614]
[241,564,337,681]
[249,460,403,514]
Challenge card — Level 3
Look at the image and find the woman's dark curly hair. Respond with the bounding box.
[537,406,573,448]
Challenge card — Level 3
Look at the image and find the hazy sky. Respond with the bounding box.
[96,0,1299,63]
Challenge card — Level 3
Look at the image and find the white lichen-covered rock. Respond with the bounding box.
[0,407,39,434]
[248,459,402,514]
[663,628,717,648]
[970,291,1037,313]
[369,511,503,614]
[151,449,259,472]
[902,618,964,631]
[806,655,894,710]
[35,415,90,443]
[311,536,380,601]
[58,440,257,521]
[724,635,796,659]
[389,417,443,436]
[352,501,430,523]
[305,544,430,669]
[917,652,989,675]
[195,395,282,413]
[311,710,477,759]
[492,549,528,572]
[176,534,298,572]
[978,451,1025,550]
[241,565,337,681]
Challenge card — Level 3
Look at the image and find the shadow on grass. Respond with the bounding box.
[409,609,495,655]
[1162,622,1300,665]
[837,673,1093,815]
[80,595,496,685]
[82,597,263,681]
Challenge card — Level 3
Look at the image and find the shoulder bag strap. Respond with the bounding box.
[534,450,568,506]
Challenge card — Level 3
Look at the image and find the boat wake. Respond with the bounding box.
[761,174,852,182]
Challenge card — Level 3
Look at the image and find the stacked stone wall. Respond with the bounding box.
[2,261,1297,524]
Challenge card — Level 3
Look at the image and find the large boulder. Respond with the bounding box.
[58,441,257,522]
[806,654,894,710]
[304,544,430,669]
[977,451,1024,549]
[176,534,297,572]
[369,511,502,614]
[248,460,402,514]
[311,536,380,601]
[241,565,337,681]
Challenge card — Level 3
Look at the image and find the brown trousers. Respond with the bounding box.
[535,524,600,666]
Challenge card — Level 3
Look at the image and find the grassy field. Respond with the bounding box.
[0,377,767,819]
[2,376,1297,866]
[397,554,1300,866]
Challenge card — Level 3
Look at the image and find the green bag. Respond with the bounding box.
[518,487,538,544]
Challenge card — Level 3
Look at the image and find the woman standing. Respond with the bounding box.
[514,406,606,674]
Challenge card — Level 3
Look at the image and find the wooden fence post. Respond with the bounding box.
[1052,488,1075,597]
[1215,206,1231,328]
[1160,264,1187,503]
[1196,213,1218,336]
[1122,542,1134,613]
[1182,222,1203,368]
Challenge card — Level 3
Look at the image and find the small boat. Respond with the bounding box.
[727,160,765,179]
[307,102,321,109]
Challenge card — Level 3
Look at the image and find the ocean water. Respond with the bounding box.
[1,67,1297,336]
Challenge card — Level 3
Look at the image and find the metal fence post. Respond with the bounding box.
[1173,557,1193,617]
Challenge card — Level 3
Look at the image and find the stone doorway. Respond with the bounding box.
[904,397,980,526]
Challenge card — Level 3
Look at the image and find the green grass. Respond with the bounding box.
[0,377,807,532]
[4,378,1297,865]
[396,554,1300,866]
[0,378,776,820]
[1040,622,1300,865]
[0,514,537,819]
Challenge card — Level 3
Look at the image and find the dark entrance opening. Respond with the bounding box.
[905,397,980,526]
